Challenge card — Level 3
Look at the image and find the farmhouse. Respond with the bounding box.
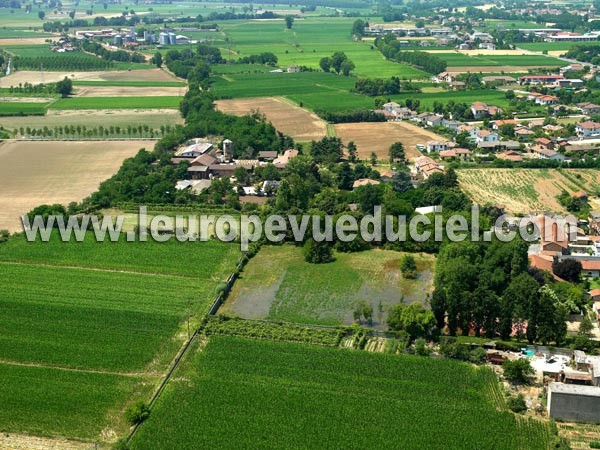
[519,75,564,85]
[436,72,460,83]
[175,140,214,157]
[273,149,299,168]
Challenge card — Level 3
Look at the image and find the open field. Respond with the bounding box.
[0,233,238,440]
[130,336,552,450]
[217,18,428,78]
[73,85,187,97]
[221,245,435,328]
[517,42,600,52]
[50,96,182,109]
[334,121,445,161]
[458,168,600,213]
[215,96,326,141]
[72,80,187,87]
[431,52,566,68]
[0,101,48,115]
[0,140,148,232]
[0,108,183,130]
[0,68,180,86]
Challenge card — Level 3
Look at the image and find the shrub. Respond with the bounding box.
[125,400,150,425]
[503,358,535,384]
[507,394,527,413]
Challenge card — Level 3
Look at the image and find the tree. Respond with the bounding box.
[38,10,45,20]
[387,302,436,339]
[352,19,366,38]
[285,15,294,29]
[125,401,150,425]
[579,314,594,335]
[330,51,348,74]
[392,170,413,193]
[153,51,163,68]
[347,141,357,162]
[354,300,373,324]
[503,358,535,384]
[370,151,377,166]
[319,57,331,73]
[415,19,425,28]
[552,259,582,283]
[400,254,417,279]
[389,141,405,163]
[340,59,355,76]
[69,10,75,19]
[507,394,527,413]
[303,238,334,264]
[55,76,73,97]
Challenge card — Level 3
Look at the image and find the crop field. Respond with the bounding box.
[217,18,427,78]
[215,96,326,141]
[0,108,183,131]
[0,68,179,86]
[431,51,567,68]
[334,121,444,161]
[210,71,356,98]
[72,80,187,87]
[73,85,187,97]
[0,101,48,115]
[130,336,551,450]
[0,233,238,440]
[458,168,600,213]
[50,96,182,109]
[0,140,147,232]
[221,245,435,327]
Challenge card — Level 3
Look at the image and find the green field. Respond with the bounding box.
[217,18,427,78]
[0,232,239,440]
[222,245,435,327]
[432,52,567,68]
[0,101,47,116]
[517,41,600,52]
[50,96,182,109]
[130,336,552,450]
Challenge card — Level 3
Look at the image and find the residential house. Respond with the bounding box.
[497,150,523,162]
[448,81,466,90]
[436,71,460,83]
[424,114,443,127]
[528,92,559,105]
[439,148,471,160]
[531,145,566,161]
[475,129,499,143]
[576,121,600,137]
[414,156,444,179]
[426,140,450,152]
[471,102,503,119]
[515,127,535,138]
[492,119,519,130]
[441,119,464,131]
[273,149,299,168]
[578,102,600,116]
[535,137,555,149]
[352,178,381,189]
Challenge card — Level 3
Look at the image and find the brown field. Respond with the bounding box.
[0,37,51,46]
[0,140,151,232]
[446,65,557,73]
[457,168,600,213]
[215,97,326,142]
[74,85,186,97]
[0,69,179,86]
[0,109,183,130]
[333,121,445,161]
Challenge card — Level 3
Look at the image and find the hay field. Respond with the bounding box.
[215,97,327,142]
[74,85,186,97]
[0,140,149,232]
[0,68,179,86]
[333,121,444,161]
[458,168,600,213]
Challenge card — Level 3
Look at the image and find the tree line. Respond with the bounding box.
[375,34,447,75]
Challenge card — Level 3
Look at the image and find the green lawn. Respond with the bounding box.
[0,232,239,440]
[222,245,434,327]
[49,96,182,109]
[130,336,552,450]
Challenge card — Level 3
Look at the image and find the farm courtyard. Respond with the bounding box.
[0,140,148,232]
[221,245,435,328]
[458,168,600,214]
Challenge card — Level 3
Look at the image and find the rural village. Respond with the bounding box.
[3,0,600,449]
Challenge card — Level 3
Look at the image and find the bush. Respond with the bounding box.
[503,358,535,384]
[507,394,527,413]
[303,238,334,264]
[400,254,417,279]
[125,400,150,425]
[589,441,600,449]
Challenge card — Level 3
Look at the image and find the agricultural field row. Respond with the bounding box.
[430,52,567,68]
[130,336,552,449]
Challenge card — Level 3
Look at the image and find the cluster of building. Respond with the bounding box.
[73,27,192,47]
[172,138,298,197]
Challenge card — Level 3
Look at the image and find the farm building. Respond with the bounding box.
[547,383,600,423]
[274,149,299,168]
[519,75,564,85]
